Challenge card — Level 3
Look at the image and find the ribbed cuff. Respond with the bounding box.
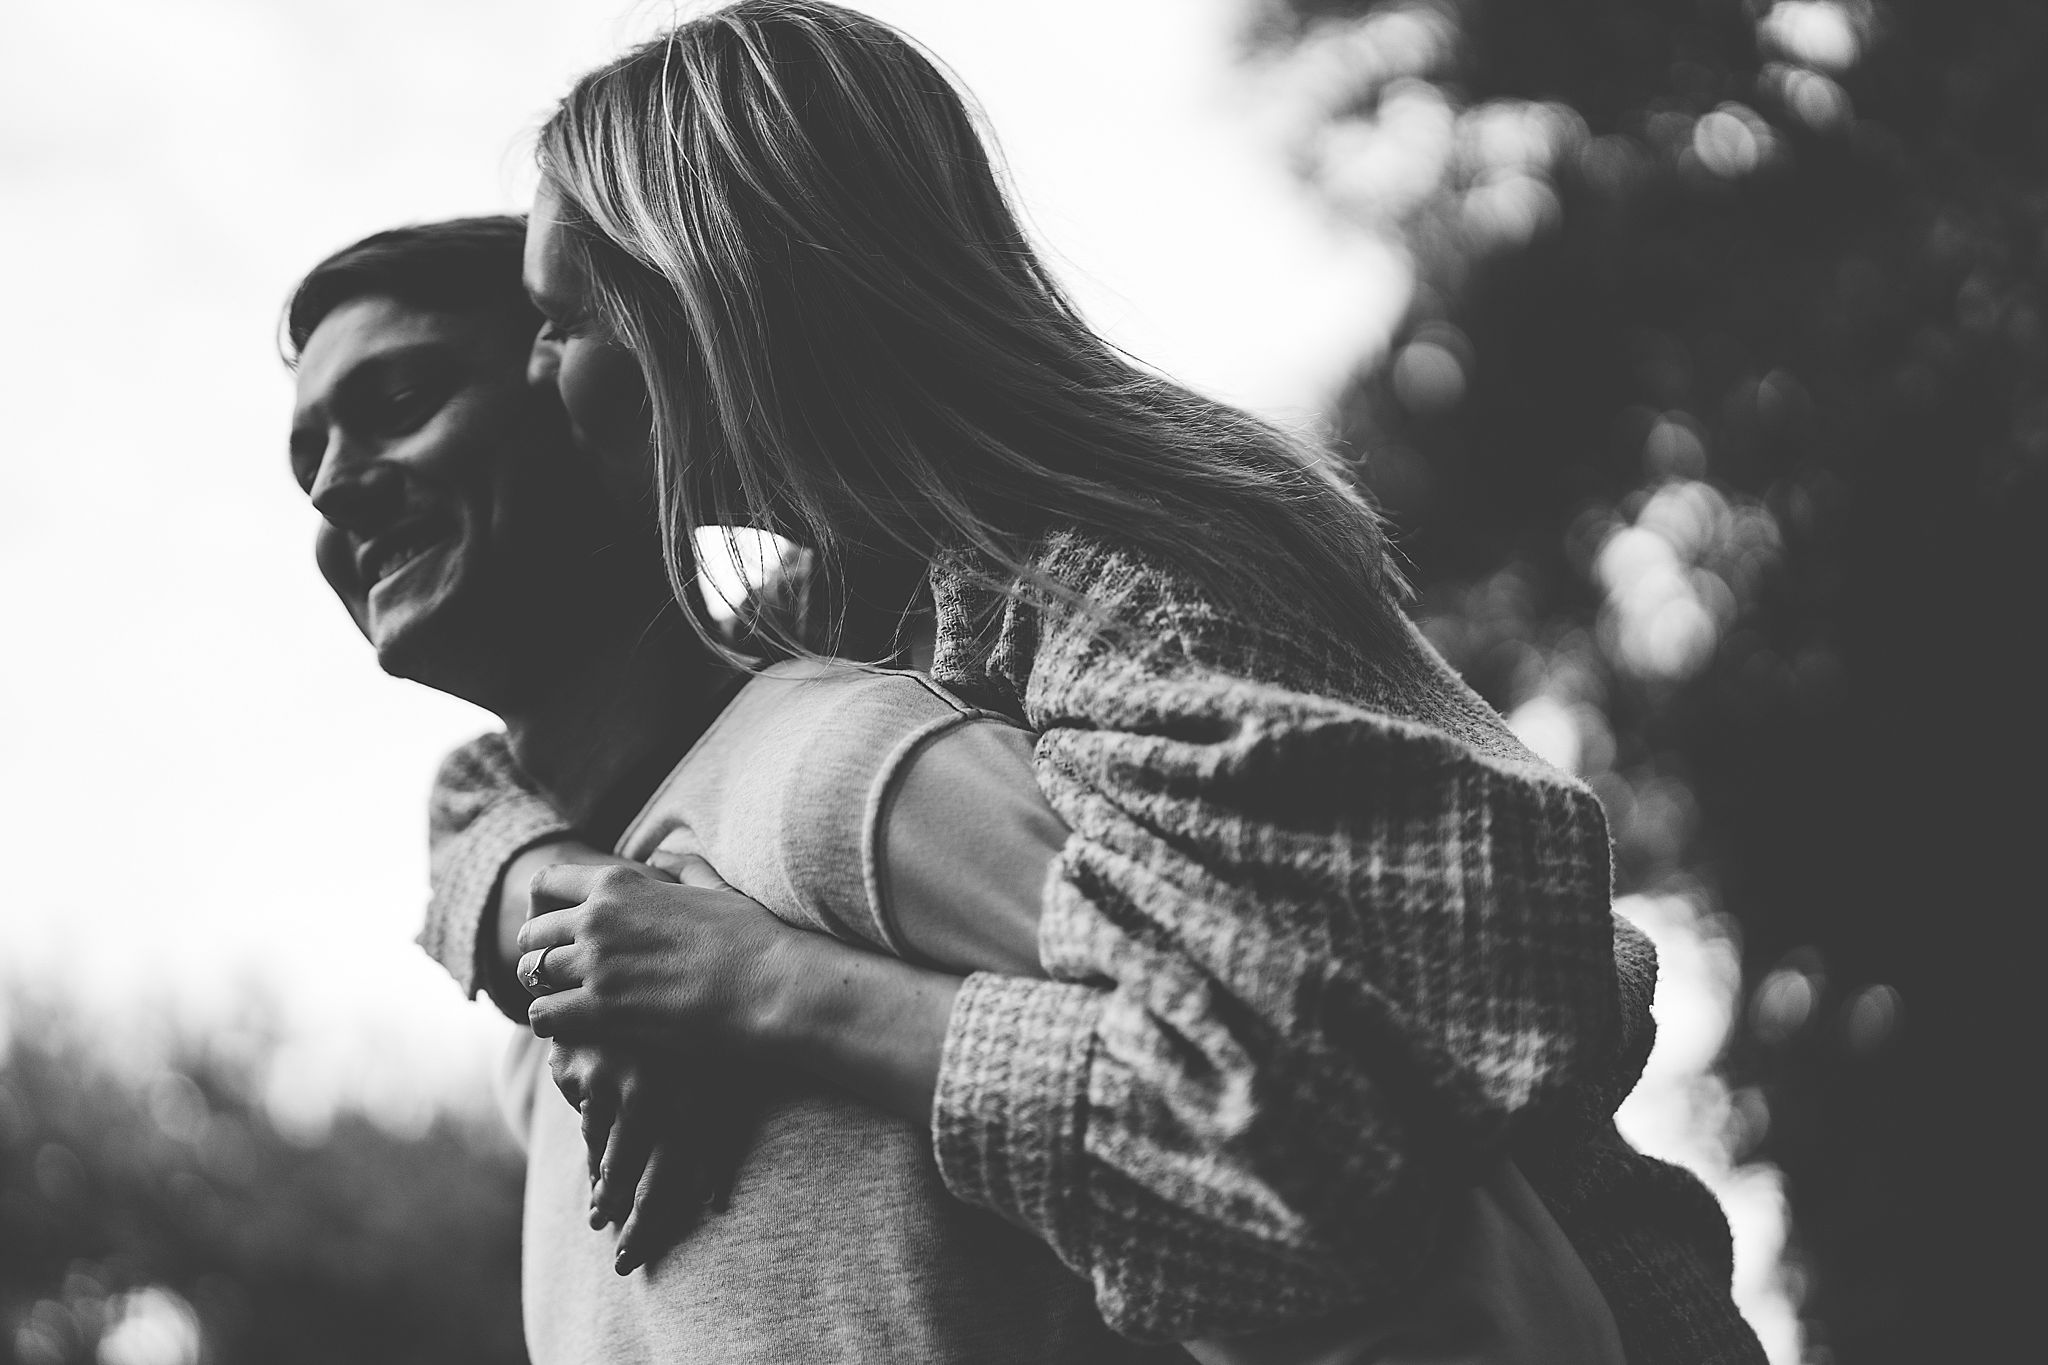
[1583,1225,1764,1365]
[417,792,572,1000]
[931,973,1102,1273]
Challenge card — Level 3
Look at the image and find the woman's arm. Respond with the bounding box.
[915,540,1624,1340]
[519,860,961,1124]
[473,591,1624,1341]
[515,720,1629,1360]
[513,703,1056,1120]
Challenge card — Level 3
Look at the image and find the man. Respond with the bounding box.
[283,217,714,869]
[283,219,1644,1365]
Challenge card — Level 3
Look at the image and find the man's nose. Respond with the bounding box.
[308,438,404,531]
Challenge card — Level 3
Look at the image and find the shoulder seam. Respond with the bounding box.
[864,709,992,964]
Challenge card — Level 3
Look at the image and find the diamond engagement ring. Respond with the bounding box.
[523,944,555,995]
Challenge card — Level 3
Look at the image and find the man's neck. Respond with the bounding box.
[500,622,734,847]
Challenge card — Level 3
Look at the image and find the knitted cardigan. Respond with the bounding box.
[420,530,1762,1363]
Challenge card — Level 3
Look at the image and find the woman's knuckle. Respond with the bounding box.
[594,864,638,895]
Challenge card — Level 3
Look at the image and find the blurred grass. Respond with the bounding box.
[0,995,526,1365]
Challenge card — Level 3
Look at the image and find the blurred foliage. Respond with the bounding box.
[1253,0,2042,1360]
[0,1001,525,1365]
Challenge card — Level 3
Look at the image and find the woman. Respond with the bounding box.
[451,2,1758,1359]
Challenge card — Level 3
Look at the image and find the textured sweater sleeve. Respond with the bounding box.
[928,542,1621,1341]
[419,731,574,1014]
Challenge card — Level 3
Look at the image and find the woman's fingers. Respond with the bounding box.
[615,1138,706,1276]
[515,906,581,956]
[528,860,609,912]
[515,939,587,999]
[547,1040,600,1112]
[579,1092,617,1189]
[594,1094,658,1234]
[526,985,600,1039]
[530,859,663,915]
[670,853,733,891]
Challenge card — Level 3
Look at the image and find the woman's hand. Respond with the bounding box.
[516,858,796,1052]
[546,1038,758,1276]
[495,840,659,1003]
[519,852,965,1126]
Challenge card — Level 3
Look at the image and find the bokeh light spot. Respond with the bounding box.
[1646,415,1709,479]
[692,526,806,626]
[1842,983,1903,1053]
[148,1071,208,1144]
[1507,694,1582,773]
[1392,337,1467,412]
[1766,63,1854,131]
[1459,171,1560,248]
[1694,108,1762,178]
[96,1287,204,1365]
[1315,78,1456,222]
[1759,1,1863,73]
[1752,966,1819,1043]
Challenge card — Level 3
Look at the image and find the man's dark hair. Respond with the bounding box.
[282,215,535,364]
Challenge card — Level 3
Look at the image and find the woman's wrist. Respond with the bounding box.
[740,928,832,1057]
[746,929,963,1124]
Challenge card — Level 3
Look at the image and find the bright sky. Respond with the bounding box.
[0,0,1406,1127]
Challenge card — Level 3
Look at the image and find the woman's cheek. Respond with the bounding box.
[560,339,655,502]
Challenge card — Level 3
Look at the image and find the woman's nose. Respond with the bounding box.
[528,332,561,390]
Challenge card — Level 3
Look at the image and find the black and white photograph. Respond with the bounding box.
[2,2,2028,1362]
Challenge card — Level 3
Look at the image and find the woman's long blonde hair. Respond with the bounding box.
[540,0,1406,658]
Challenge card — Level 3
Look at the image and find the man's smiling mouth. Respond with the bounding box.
[357,520,453,589]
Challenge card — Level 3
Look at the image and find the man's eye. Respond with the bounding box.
[377,386,439,427]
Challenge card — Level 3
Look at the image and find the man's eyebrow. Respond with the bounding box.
[291,343,455,426]
[348,340,456,371]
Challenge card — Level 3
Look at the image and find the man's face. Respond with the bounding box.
[289,295,599,709]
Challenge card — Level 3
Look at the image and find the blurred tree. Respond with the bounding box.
[1250,1,2042,1360]
[0,1001,526,1365]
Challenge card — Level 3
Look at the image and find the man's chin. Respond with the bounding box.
[368,602,514,714]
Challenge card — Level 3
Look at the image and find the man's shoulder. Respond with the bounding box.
[615,658,1037,948]
[727,657,1004,743]
[619,659,1016,858]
